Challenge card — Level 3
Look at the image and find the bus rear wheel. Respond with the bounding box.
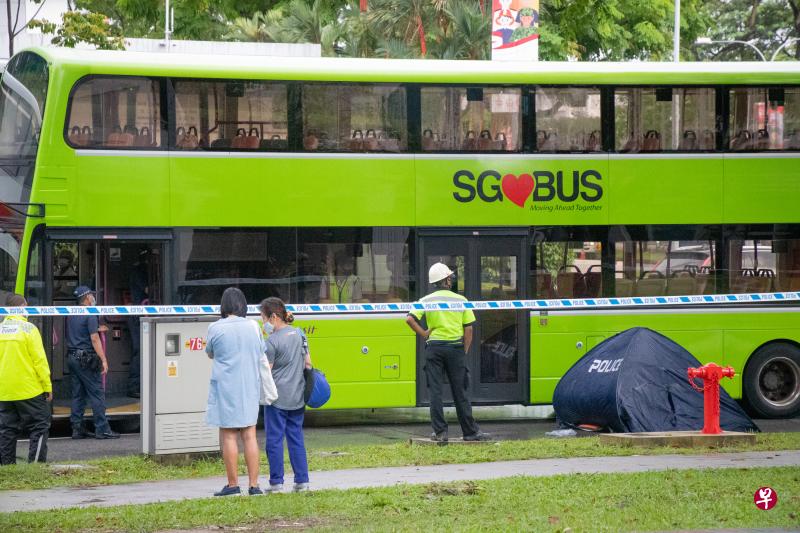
[743,343,800,419]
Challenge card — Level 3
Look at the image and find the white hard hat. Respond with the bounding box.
[428,262,454,284]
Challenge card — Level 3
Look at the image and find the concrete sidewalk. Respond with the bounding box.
[1,450,798,513]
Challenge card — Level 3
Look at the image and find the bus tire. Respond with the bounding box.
[743,342,800,419]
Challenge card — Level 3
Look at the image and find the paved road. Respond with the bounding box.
[16,416,800,463]
[1,450,797,513]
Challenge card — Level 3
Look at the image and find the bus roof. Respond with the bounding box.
[23,47,800,85]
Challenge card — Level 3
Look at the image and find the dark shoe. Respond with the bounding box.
[463,432,492,442]
[95,430,120,439]
[431,431,448,442]
[248,486,263,496]
[214,485,241,497]
[71,429,89,440]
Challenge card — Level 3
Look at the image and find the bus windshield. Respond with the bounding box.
[0,51,48,299]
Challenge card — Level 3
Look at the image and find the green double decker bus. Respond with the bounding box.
[2,47,799,419]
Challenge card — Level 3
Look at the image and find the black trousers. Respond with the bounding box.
[424,343,480,437]
[0,394,51,465]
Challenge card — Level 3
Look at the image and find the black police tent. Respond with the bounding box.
[553,327,759,433]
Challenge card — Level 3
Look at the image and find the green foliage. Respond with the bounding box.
[22,0,800,62]
[694,0,800,61]
[29,11,125,50]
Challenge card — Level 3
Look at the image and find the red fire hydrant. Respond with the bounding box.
[687,363,736,434]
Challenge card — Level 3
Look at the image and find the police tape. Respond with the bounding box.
[2,291,800,316]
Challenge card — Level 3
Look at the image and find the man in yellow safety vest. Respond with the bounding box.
[0,294,52,464]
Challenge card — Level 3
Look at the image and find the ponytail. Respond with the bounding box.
[259,297,293,324]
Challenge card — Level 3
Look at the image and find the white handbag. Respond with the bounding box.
[251,320,278,405]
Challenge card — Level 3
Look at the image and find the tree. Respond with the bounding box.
[539,0,711,61]
[29,10,125,50]
[694,0,799,61]
[5,0,48,56]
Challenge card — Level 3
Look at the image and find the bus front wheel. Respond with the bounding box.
[743,342,800,419]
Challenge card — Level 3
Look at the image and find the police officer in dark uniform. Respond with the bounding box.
[406,263,490,442]
[66,286,119,439]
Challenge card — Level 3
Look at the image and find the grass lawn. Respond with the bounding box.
[1,467,798,532]
[1,432,799,491]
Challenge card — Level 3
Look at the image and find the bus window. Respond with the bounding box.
[173,80,288,151]
[420,87,520,152]
[729,87,800,151]
[297,228,412,304]
[728,238,800,293]
[615,87,715,152]
[534,87,601,152]
[531,240,601,299]
[175,229,295,305]
[302,84,406,152]
[66,77,162,149]
[613,237,716,297]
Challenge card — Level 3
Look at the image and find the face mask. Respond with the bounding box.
[263,320,274,336]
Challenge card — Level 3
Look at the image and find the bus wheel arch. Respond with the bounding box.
[742,340,800,419]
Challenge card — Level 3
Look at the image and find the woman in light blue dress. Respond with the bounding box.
[205,287,262,496]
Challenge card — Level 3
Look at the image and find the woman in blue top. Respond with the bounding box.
[260,297,312,493]
[205,287,262,496]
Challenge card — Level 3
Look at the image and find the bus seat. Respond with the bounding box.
[364,129,379,151]
[68,126,91,147]
[641,130,661,152]
[379,133,401,152]
[584,267,602,297]
[730,275,748,293]
[746,276,772,293]
[210,138,231,149]
[667,275,697,296]
[303,132,319,150]
[134,126,155,148]
[494,132,508,151]
[679,130,697,151]
[106,126,135,147]
[620,135,639,153]
[556,267,585,298]
[585,130,601,152]
[615,277,635,297]
[176,126,199,149]
[730,130,752,151]
[349,129,364,151]
[462,130,477,151]
[422,129,438,151]
[539,131,559,152]
[756,129,770,150]
[786,130,800,150]
[532,271,554,298]
[477,129,494,151]
[635,277,666,296]
[231,128,249,149]
[700,129,715,150]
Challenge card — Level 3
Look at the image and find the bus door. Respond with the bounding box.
[46,233,168,405]
[417,231,528,405]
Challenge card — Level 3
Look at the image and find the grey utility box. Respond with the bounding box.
[142,316,219,455]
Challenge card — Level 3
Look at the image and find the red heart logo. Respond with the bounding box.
[501,173,535,208]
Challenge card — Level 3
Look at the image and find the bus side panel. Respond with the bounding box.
[528,311,800,404]
[414,158,610,227]
[608,158,724,225]
[168,157,416,227]
[723,157,800,224]
[293,317,416,409]
[73,155,171,226]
